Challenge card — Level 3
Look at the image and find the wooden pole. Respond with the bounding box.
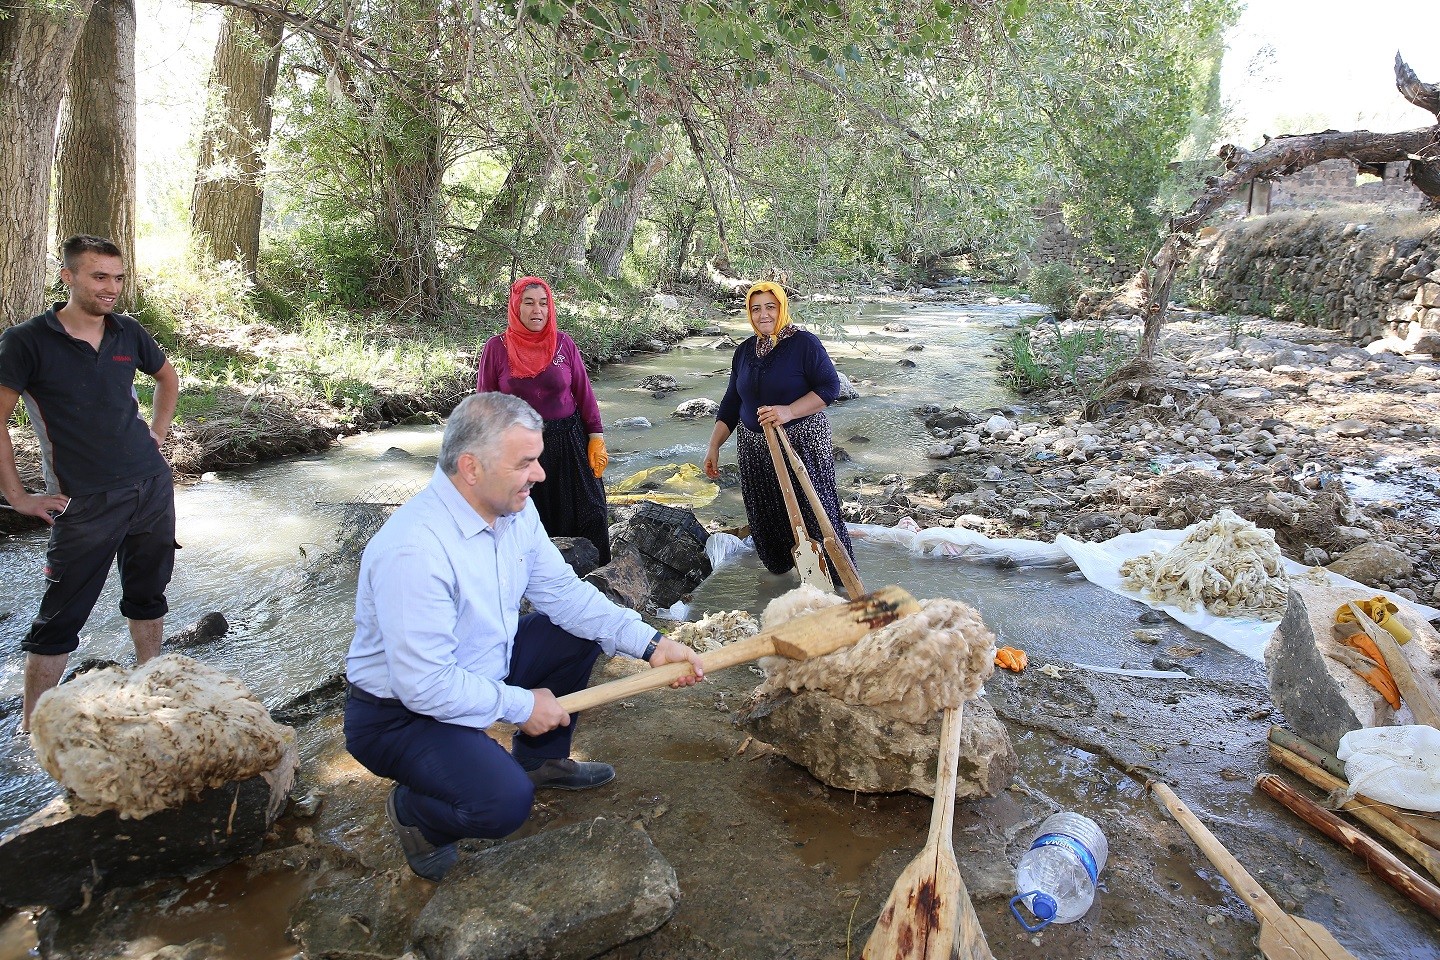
[1266,741,1440,884]
[1257,774,1440,922]
[1268,726,1440,851]
[761,421,831,590]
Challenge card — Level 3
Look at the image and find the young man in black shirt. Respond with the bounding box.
[0,235,180,731]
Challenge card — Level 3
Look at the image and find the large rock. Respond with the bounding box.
[584,550,652,612]
[1326,541,1416,586]
[289,871,433,960]
[165,611,229,650]
[1265,585,1393,752]
[608,502,712,609]
[672,398,718,419]
[411,818,678,960]
[0,746,296,910]
[834,372,860,401]
[552,536,601,578]
[737,690,1016,799]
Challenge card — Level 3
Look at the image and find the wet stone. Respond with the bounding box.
[289,871,431,960]
[411,818,677,960]
[737,690,1016,799]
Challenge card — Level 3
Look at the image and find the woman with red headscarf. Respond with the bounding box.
[478,277,611,564]
[703,281,854,580]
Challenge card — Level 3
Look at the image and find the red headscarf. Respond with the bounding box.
[503,276,558,379]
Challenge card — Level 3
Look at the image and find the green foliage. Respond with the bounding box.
[1004,316,1130,399]
[259,225,385,317]
[131,247,259,351]
[1027,263,1082,318]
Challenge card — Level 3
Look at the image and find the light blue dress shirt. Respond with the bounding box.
[346,466,654,727]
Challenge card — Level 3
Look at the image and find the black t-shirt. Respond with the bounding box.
[0,305,170,495]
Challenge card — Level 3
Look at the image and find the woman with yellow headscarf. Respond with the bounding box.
[703,282,855,579]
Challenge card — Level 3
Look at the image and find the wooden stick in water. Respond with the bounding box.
[1257,774,1440,922]
[1266,741,1440,884]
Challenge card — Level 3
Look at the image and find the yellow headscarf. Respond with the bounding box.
[746,281,793,354]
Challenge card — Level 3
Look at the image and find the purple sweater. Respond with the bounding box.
[477,332,603,434]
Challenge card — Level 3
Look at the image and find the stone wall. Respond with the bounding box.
[1193,209,1440,352]
[1029,203,1140,288]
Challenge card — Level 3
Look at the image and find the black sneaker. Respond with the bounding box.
[386,785,457,881]
[524,758,616,791]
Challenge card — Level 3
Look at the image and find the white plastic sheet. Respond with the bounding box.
[704,532,751,571]
[849,522,1074,568]
[1055,528,1440,661]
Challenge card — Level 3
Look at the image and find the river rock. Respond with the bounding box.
[270,672,348,727]
[0,747,296,910]
[672,398,718,419]
[1326,541,1415,586]
[834,372,860,401]
[982,414,1016,436]
[584,551,652,613]
[609,503,712,609]
[411,818,678,960]
[638,374,679,393]
[289,871,433,960]
[925,443,955,460]
[1265,585,1392,752]
[612,416,652,429]
[165,611,229,650]
[552,536,601,578]
[737,690,1015,799]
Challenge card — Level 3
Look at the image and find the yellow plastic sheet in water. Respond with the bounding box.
[609,462,720,508]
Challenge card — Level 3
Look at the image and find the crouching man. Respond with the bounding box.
[344,392,704,881]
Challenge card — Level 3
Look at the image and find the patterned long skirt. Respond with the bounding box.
[532,412,611,565]
[735,413,855,579]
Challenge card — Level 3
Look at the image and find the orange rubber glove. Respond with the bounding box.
[587,435,608,478]
[995,646,1028,672]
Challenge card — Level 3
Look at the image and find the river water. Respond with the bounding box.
[0,296,1261,832]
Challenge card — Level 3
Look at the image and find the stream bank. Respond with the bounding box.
[3,286,1439,959]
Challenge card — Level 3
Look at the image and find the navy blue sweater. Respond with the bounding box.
[716,330,841,432]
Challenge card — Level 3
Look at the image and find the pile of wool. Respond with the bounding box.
[1119,509,1289,620]
[755,586,995,724]
[668,610,759,653]
[30,654,294,819]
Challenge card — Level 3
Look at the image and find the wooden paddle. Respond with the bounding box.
[770,423,866,601]
[863,703,993,960]
[1148,781,1358,960]
[556,585,919,713]
[761,421,833,593]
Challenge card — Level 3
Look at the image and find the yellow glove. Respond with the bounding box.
[1336,596,1412,644]
[588,435,608,478]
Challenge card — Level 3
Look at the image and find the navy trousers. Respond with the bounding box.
[344,612,603,846]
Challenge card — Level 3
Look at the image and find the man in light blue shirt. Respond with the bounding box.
[345,392,705,880]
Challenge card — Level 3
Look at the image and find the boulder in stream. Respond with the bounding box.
[737,690,1016,798]
[411,818,678,960]
[0,748,296,910]
[608,503,712,609]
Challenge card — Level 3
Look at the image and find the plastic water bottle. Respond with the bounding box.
[1009,812,1108,931]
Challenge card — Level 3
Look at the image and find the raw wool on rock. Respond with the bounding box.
[668,610,760,653]
[756,593,997,724]
[1119,508,1289,619]
[30,654,294,820]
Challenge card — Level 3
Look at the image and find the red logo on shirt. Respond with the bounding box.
[112,354,133,362]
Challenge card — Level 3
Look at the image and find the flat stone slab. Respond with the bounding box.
[411,818,678,960]
[737,689,1016,798]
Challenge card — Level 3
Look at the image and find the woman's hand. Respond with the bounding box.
[756,404,794,427]
[703,446,721,479]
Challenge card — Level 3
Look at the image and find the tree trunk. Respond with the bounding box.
[467,141,557,285]
[56,0,137,309]
[0,2,97,328]
[190,8,282,276]
[373,95,449,319]
[587,148,672,279]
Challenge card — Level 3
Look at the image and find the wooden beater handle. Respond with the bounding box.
[556,585,919,713]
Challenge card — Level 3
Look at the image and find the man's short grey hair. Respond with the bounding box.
[439,393,543,475]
